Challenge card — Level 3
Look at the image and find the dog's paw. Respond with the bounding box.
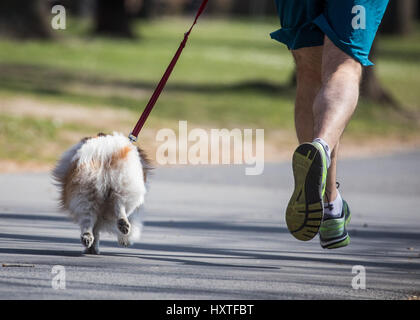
[84,245,100,255]
[117,235,132,247]
[81,232,94,248]
[117,218,131,235]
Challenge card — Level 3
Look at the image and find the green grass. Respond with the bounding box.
[0,17,419,164]
[0,17,298,131]
[0,18,290,84]
[0,114,59,162]
[0,113,100,163]
[375,31,420,111]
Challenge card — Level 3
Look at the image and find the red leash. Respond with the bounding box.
[129,0,209,142]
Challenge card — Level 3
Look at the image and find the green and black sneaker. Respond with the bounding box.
[319,199,351,249]
[285,142,328,241]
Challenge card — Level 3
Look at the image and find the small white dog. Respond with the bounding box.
[52,132,151,255]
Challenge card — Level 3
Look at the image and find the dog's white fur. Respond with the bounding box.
[53,132,150,254]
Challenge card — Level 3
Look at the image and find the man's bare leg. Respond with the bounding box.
[286,46,325,240]
[311,37,360,249]
[286,37,360,241]
[292,46,339,202]
[292,46,323,144]
[326,142,339,201]
[313,37,362,201]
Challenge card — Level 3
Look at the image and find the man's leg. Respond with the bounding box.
[286,37,361,242]
[312,37,361,249]
[313,36,362,201]
[292,46,323,144]
[285,46,325,241]
[326,142,339,200]
[292,39,358,203]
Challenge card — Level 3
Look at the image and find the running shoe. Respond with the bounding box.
[285,142,328,241]
[319,199,351,249]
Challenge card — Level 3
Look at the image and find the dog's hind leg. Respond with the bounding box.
[117,209,142,248]
[115,202,131,235]
[84,223,100,255]
[80,215,97,249]
[117,234,131,247]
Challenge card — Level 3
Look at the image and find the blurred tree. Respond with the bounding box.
[205,0,234,16]
[94,0,136,38]
[360,41,399,109]
[359,0,416,110]
[381,0,416,35]
[418,1,420,20]
[231,0,275,16]
[137,0,154,18]
[50,0,95,17]
[51,0,82,16]
[0,0,52,39]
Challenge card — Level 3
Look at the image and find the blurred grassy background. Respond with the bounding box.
[0,17,419,167]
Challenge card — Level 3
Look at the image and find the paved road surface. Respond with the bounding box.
[0,151,419,299]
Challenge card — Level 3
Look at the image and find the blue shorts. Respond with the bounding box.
[270,0,389,66]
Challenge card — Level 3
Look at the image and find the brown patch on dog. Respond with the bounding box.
[137,147,153,183]
[88,159,101,170]
[80,136,92,144]
[57,160,101,215]
[110,145,132,167]
[60,161,79,209]
[53,137,92,209]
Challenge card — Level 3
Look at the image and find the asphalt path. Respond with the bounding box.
[0,151,419,299]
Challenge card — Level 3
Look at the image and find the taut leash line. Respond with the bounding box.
[129,0,209,143]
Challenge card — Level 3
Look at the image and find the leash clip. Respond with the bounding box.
[128,133,138,143]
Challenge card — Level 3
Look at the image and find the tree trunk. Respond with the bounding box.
[94,0,135,38]
[138,0,154,18]
[360,41,401,110]
[418,0,420,20]
[0,0,52,39]
[380,0,416,35]
[231,0,275,16]
[206,0,235,15]
[360,66,395,105]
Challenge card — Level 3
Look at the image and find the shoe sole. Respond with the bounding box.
[323,236,350,249]
[286,143,325,241]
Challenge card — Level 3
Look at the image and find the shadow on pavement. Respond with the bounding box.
[0,215,419,271]
[0,247,82,257]
[145,220,286,234]
[0,213,68,223]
